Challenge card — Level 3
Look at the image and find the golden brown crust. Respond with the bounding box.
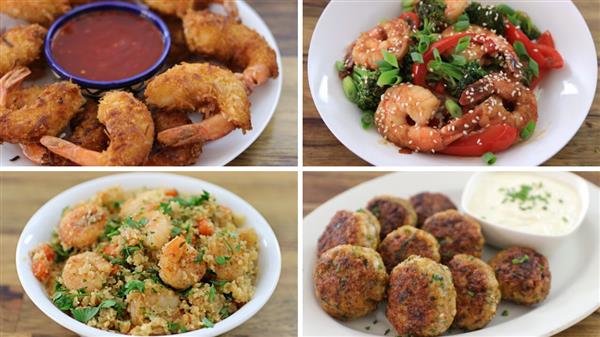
[317,210,380,256]
[410,192,457,227]
[367,195,417,239]
[146,109,203,166]
[489,247,551,305]
[0,24,47,77]
[378,226,440,272]
[313,245,387,320]
[0,0,70,26]
[447,254,500,330]
[422,210,484,263]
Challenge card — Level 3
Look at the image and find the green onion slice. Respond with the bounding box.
[520,121,536,140]
[445,99,462,118]
[482,152,497,165]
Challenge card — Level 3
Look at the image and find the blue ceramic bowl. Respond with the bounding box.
[44,1,171,97]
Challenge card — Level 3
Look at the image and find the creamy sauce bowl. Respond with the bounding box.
[462,172,589,255]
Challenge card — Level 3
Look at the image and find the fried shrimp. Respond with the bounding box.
[182,10,278,91]
[0,67,86,144]
[0,0,71,26]
[351,16,411,70]
[0,24,47,77]
[159,236,207,289]
[459,72,537,131]
[145,109,203,166]
[374,83,475,153]
[40,91,154,166]
[143,0,238,19]
[145,63,251,147]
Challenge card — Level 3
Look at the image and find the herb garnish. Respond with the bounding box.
[511,254,529,265]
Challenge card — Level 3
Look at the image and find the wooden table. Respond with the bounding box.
[0,172,298,337]
[304,171,600,336]
[231,0,298,166]
[303,0,600,166]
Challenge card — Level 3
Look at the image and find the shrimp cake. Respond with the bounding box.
[0,24,47,77]
[489,247,551,305]
[317,210,380,256]
[313,245,387,320]
[367,195,417,239]
[387,255,456,337]
[146,109,203,166]
[378,226,440,272]
[409,192,457,227]
[0,0,70,26]
[447,254,500,330]
[422,210,484,263]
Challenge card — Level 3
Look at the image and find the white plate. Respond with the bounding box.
[0,0,282,166]
[16,173,281,337]
[303,172,600,336]
[307,0,597,166]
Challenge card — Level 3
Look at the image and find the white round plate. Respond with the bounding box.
[0,0,282,166]
[307,0,597,166]
[16,173,281,337]
[303,172,600,336]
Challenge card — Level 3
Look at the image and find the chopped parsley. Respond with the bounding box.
[159,202,172,215]
[124,217,148,229]
[71,299,116,323]
[500,182,551,211]
[215,256,231,265]
[432,274,444,281]
[120,280,145,297]
[202,317,214,328]
[170,191,211,207]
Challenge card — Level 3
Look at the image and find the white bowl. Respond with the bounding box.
[15,173,281,337]
[461,172,589,255]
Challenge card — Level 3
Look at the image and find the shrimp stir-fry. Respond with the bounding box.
[0,24,47,77]
[145,62,251,147]
[0,0,70,26]
[40,91,154,166]
[351,17,411,70]
[182,10,278,91]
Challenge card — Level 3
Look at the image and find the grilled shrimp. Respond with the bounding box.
[143,0,238,19]
[145,109,203,166]
[145,62,250,147]
[459,72,537,131]
[0,24,47,77]
[375,84,476,153]
[182,10,278,91]
[0,0,70,26]
[58,202,108,249]
[0,67,86,144]
[40,91,154,166]
[351,16,411,70]
[31,243,56,283]
[159,236,207,289]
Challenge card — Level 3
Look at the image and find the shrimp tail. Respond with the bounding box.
[40,136,104,166]
[0,67,31,107]
[157,114,234,147]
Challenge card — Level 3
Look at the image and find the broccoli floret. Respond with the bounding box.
[416,0,447,33]
[465,2,504,34]
[352,67,386,111]
[450,61,488,97]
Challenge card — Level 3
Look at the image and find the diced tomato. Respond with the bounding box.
[399,12,420,29]
[197,218,214,236]
[537,31,555,48]
[441,124,518,156]
[505,22,563,70]
[31,244,56,282]
[165,189,178,197]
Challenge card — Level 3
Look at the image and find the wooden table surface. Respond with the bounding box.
[303,171,600,337]
[303,0,600,166]
[0,172,298,337]
[231,0,298,166]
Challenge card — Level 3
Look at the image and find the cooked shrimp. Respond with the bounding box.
[145,109,203,166]
[351,16,411,70]
[119,189,176,218]
[143,0,238,19]
[127,280,180,326]
[182,10,278,91]
[137,210,172,250]
[0,24,47,77]
[61,252,112,291]
[0,67,85,144]
[31,243,56,283]
[159,236,207,289]
[40,91,154,166]
[145,63,251,147]
[58,202,108,249]
[206,229,257,282]
[0,0,70,26]
[444,0,468,21]
[459,72,537,131]
[375,83,476,153]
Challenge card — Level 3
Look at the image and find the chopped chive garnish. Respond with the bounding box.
[482,152,497,165]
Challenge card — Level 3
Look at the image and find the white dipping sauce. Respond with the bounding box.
[467,173,580,236]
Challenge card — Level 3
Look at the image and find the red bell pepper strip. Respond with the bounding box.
[537,31,555,48]
[505,22,546,67]
[536,44,564,69]
[412,33,475,86]
[440,124,518,156]
[399,12,420,29]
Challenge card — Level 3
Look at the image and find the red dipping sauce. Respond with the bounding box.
[51,10,164,82]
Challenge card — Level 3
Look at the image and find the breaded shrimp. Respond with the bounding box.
[40,91,154,166]
[0,24,47,77]
[0,67,86,144]
[0,0,71,26]
[143,0,238,19]
[145,109,203,166]
[145,62,250,147]
[182,10,278,91]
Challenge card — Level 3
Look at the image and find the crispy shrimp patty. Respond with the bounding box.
[378,225,440,272]
[317,210,380,256]
[366,195,417,239]
[409,192,457,227]
[422,209,484,262]
[447,254,500,330]
[489,247,551,305]
[386,255,456,337]
[313,245,388,320]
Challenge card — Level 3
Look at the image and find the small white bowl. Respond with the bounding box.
[15,173,281,337]
[461,172,589,255]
